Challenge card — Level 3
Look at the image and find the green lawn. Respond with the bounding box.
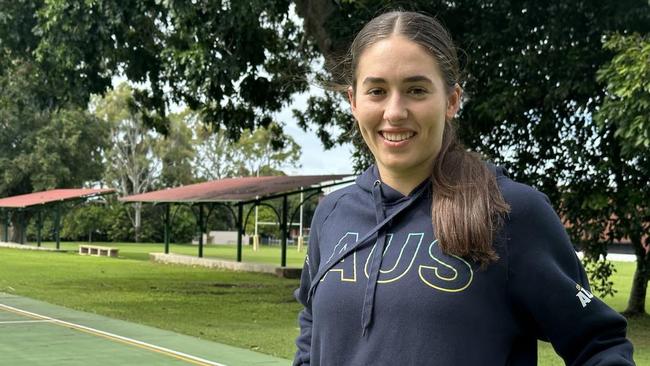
[0,243,648,363]
[0,246,302,359]
[37,241,307,267]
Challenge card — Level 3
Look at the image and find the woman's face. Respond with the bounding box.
[349,36,461,181]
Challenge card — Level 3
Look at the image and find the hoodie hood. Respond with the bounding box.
[355,165,431,205]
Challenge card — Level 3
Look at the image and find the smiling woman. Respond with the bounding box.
[292,10,635,366]
[349,35,461,195]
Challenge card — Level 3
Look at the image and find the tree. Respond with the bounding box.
[231,123,302,176]
[155,110,196,187]
[0,59,108,242]
[591,33,650,315]
[61,203,109,242]
[193,121,237,181]
[1,1,109,242]
[293,0,650,309]
[597,34,650,155]
[94,83,161,242]
[30,0,313,138]
[194,120,302,179]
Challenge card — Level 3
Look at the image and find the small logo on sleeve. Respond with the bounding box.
[575,284,594,308]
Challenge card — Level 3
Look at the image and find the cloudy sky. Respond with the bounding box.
[275,91,354,176]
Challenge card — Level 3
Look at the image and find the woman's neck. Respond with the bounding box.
[376,164,432,196]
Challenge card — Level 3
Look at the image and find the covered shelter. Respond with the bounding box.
[120,175,353,267]
[0,188,116,248]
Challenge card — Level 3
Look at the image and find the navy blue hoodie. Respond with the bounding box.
[293,165,633,365]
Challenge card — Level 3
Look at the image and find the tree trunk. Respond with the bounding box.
[624,235,649,316]
[10,212,30,244]
[294,0,338,63]
[134,201,142,243]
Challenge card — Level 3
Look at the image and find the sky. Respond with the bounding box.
[275,91,354,176]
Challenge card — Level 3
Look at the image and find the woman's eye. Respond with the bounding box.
[408,87,428,96]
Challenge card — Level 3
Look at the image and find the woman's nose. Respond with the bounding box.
[383,93,408,123]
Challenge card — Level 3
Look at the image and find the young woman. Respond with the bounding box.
[293,11,633,366]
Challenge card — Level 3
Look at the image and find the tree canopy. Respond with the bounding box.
[0,60,108,242]
[27,0,313,139]
[597,33,650,156]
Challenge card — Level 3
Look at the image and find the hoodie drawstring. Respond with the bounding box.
[361,180,388,336]
[306,181,427,312]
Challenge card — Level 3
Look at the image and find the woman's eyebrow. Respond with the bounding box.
[403,75,433,84]
[361,76,386,85]
[361,75,434,85]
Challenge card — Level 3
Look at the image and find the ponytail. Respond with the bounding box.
[431,121,510,268]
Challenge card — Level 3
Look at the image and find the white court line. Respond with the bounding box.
[0,303,227,366]
[0,319,55,324]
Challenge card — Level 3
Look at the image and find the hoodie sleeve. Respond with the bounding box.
[505,185,634,366]
[293,200,326,366]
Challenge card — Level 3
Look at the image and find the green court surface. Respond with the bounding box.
[0,292,289,366]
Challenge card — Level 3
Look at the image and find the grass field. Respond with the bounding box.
[0,242,648,364]
[0,245,302,359]
[37,241,307,267]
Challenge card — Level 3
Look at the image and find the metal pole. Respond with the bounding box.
[281,195,288,267]
[54,205,61,250]
[299,190,304,236]
[198,204,204,258]
[254,198,259,237]
[253,197,259,251]
[298,189,304,251]
[237,203,243,262]
[164,204,170,254]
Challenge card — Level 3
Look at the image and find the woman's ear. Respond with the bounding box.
[446,84,462,120]
[348,86,357,115]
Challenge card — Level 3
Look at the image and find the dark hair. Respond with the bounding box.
[346,11,510,267]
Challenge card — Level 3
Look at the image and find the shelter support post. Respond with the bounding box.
[54,205,61,250]
[164,204,170,254]
[298,189,304,252]
[237,203,243,262]
[253,197,259,251]
[281,195,288,267]
[198,204,204,258]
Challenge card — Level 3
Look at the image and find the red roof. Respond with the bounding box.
[0,189,116,208]
[120,175,353,203]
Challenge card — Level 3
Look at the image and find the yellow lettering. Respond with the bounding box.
[418,240,473,292]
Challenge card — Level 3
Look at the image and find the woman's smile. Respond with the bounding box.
[379,129,417,145]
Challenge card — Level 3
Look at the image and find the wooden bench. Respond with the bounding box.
[78,245,119,258]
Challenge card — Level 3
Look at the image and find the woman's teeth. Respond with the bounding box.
[381,131,415,142]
